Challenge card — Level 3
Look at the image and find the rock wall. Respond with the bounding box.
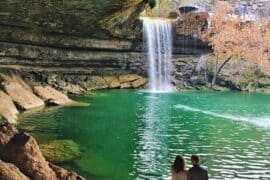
[0,0,268,96]
[0,0,211,95]
[0,0,153,39]
[0,0,154,94]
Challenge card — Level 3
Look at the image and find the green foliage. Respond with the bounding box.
[40,140,81,163]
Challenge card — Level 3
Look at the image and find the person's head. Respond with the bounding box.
[191,154,200,166]
[172,155,186,173]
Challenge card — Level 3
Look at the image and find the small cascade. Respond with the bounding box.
[143,18,173,92]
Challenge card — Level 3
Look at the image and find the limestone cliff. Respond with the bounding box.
[0,0,152,39]
[0,0,268,94]
[0,0,154,92]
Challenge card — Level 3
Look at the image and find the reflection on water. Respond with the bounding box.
[132,93,172,179]
[18,91,270,179]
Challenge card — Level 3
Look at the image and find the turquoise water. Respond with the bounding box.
[18,90,270,179]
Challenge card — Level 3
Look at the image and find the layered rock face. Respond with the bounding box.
[0,0,153,92]
[0,0,151,39]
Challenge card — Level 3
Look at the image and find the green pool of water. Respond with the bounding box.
[18,90,270,179]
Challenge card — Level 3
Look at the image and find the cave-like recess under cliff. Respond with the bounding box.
[0,0,157,81]
[0,0,152,39]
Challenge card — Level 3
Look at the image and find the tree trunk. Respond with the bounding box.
[211,56,232,88]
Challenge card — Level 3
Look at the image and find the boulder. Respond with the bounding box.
[85,76,109,90]
[3,81,44,110]
[33,86,72,105]
[119,74,141,83]
[40,140,81,163]
[0,123,84,180]
[0,132,58,179]
[49,163,84,180]
[0,123,18,149]
[132,78,148,88]
[103,76,121,88]
[0,91,19,124]
[0,161,29,180]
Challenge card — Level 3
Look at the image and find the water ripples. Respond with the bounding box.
[131,96,270,179]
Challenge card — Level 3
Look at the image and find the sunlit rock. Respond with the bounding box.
[119,74,141,83]
[104,76,121,89]
[0,161,29,180]
[132,78,148,88]
[3,81,44,110]
[0,91,19,124]
[85,76,109,90]
[120,82,133,89]
[33,86,72,105]
[0,123,85,180]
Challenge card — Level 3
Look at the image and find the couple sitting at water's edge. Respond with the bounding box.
[171,155,208,180]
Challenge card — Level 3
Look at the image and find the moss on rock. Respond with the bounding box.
[40,140,81,163]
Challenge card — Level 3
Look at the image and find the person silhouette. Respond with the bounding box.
[187,155,208,180]
[171,155,188,180]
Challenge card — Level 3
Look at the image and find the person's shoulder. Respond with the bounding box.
[188,166,195,172]
[199,166,208,172]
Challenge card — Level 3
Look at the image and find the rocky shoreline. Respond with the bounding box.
[0,122,84,180]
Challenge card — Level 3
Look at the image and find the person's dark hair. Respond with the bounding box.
[171,155,186,173]
[191,154,200,164]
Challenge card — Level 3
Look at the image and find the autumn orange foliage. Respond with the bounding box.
[202,1,270,86]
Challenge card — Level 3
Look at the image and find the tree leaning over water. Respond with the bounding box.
[201,1,270,88]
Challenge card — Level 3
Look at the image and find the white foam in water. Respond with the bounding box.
[143,17,173,93]
[175,104,270,128]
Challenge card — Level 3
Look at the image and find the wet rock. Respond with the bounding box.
[132,78,148,88]
[3,81,44,110]
[0,161,29,180]
[33,86,72,105]
[40,140,81,163]
[104,76,121,88]
[119,74,141,83]
[0,91,19,124]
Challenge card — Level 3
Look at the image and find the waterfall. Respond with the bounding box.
[143,18,173,92]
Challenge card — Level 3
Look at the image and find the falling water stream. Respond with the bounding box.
[143,18,173,92]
